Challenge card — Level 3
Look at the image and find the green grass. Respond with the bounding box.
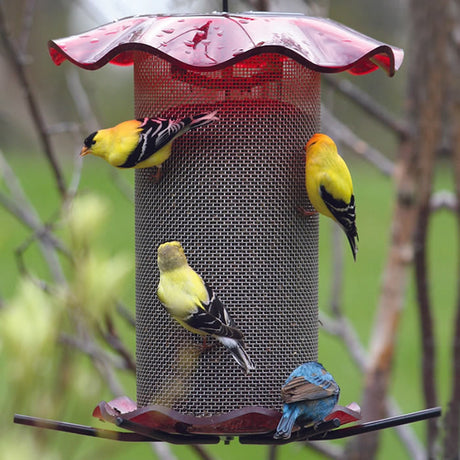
[0,154,456,459]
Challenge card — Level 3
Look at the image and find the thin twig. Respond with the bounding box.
[0,3,66,196]
[108,168,134,203]
[320,312,426,458]
[442,45,460,456]
[150,442,177,460]
[321,106,395,177]
[59,333,126,370]
[386,398,426,460]
[430,190,458,212]
[116,301,136,328]
[319,312,367,369]
[189,445,216,460]
[323,74,409,140]
[18,0,37,54]
[45,122,81,135]
[15,237,55,293]
[100,315,136,373]
[66,68,100,133]
[268,445,278,460]
[0,151,67,283]
[343,2,449,455]
[330,222,344,317]
[65,69,135,202]
[414,199,439,451]
[306,440,343,459]
[59,330,125,397]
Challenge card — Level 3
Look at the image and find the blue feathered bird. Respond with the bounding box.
[274,362,340,439]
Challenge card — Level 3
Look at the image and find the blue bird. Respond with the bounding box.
[274,362,340,439]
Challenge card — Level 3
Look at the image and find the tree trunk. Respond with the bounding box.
[343,0,450,458]
[442,2,460,458]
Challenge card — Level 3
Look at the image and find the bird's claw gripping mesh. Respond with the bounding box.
[134,52,320,417]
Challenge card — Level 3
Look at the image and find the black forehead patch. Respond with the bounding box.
[84,132,97,148]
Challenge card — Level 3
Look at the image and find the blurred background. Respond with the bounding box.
[1,1,457,459]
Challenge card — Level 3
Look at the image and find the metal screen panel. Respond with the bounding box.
[134,52,320,416]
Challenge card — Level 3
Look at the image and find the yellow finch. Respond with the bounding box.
[157,241,255,373]
[80,111,218,180]
[304,133,359,261]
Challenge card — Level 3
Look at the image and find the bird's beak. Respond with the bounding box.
[80,146,91,157]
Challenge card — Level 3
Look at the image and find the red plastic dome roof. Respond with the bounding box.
[48,13,403,76]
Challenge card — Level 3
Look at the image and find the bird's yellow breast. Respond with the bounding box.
[306,141,353,220]
[157,266,209,320]
[133,144,173,169]
[106,120,143,166]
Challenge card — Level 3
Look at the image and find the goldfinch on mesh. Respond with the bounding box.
[156,241,255,373]
[80,111,218,180]
[303,133,359,260]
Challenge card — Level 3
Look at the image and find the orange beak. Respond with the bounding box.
[80,146,91,157]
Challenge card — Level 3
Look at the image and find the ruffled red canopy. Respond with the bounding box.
[48,13,403,76]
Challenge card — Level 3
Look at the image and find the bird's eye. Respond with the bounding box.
[84,132,97,148]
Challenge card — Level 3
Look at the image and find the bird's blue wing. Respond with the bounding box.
[281,363,340,403]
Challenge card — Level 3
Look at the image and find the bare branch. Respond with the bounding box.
[59,332,125,396]
[189,445,216,460]
[343,2,450,455]
[0,3,66,196]
[322,74,409,139]
[59,333,126,370]
[321,105,395,176]
[306,440,343,459]
[15,235,56,292]
[116,301,136,328]
[386,398,427,460]
[99,315,136,373]
[442,17,460,453]
[247,0,270,11]
[414,200,439,452]
[108,168,134,203]
[18,0,37,54]
[150,442,177,460]
[430,190,458,211]
[267,445,277,460]
[319,312,426,458]
[0,150,67,283]
[322,219,425,458]
[65,68,101,133]
[45,122,81,135]
[319,312,367,369]
[65,69,134,203]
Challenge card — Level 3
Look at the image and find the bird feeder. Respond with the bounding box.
[15,12,438,445]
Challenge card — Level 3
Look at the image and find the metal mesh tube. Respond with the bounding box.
[134,52,320,415]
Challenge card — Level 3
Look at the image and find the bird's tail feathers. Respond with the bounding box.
[188,110,219,131]
[273,408,298,440]
[155,111,218,148]
[218,337,255,373]
[346,231,358,261]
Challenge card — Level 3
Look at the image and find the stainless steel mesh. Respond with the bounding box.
[134,52,320,416]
